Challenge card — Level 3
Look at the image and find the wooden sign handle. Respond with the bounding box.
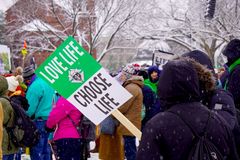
[112,109,142,140]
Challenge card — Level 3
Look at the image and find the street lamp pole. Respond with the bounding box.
[204,0,216,19]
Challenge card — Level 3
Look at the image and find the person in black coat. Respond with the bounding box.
[138,69,162,129]
[182,50,237,130]
[222,39,240,156]
[182,50,240,156]
[222,39,240,109]
[182,55,240,156]
[136,59,239,160]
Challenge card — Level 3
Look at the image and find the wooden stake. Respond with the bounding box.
[112,109,142,140]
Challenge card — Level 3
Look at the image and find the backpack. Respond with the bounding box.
[10,95,29,111]
[234,108,240,156]
[80,116,96,141]
[100,115,119,135]
[169,111,224,160]
[68,115,96,141]
[1,97,40,148]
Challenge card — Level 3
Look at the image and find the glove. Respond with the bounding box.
[45,125,55,133]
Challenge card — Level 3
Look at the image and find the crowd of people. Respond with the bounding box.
[0,39,239,160]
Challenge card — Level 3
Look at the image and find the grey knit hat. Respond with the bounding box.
[23,66,35,78]
[122,64,139,80]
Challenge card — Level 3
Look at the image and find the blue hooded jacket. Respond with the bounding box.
[144,65,161,93]
[26,77,55,120]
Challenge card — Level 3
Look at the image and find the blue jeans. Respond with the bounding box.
[3,154,14,160]
[54,138,83,160]
[30,120,51,160]
[15,148,23,160]
[123,136,136,160]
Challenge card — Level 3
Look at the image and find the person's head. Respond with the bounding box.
[120,64,139,84]
[23,66,35,86]
[182,50,214,72]
[137,69,148,80]
[15,75,24,83]
[182,57,216,101]
[182,50,218,86]
[0,75,9,96]
[132,63,141,70]
[14,66,23,76]
[147,65,161,83]
[157,59,200,109]
[223,39,240,65]
[6,76,19,95]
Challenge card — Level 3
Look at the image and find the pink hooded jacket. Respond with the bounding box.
[46,96,82,141]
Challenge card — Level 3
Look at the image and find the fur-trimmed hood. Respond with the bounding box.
[157,59,200,109]
[181,57,216,106]
[188,58,216,93]
[181,50,216,104]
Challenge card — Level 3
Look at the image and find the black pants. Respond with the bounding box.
[54,138,83,160]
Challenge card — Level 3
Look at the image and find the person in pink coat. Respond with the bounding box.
[46,96,83,160]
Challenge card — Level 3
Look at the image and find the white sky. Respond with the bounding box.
[0,0,18,12]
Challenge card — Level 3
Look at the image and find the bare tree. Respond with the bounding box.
[0,11,5,44]
[5,0,239,67]
[5,0,93,59]
[85,0,145,62]
[128,0,240,65]
[4,0,144,66]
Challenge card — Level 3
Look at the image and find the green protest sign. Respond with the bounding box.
[35,36,132,125]
[36,37,101,98]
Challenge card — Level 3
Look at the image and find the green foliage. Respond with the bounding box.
[0,52,10,71]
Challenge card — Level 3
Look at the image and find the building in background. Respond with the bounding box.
[4,0,96,68]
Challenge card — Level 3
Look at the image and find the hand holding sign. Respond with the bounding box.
[35,37,142,139]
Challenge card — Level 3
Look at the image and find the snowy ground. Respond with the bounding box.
[21,140,138,159]
[88,153,99,160]
[21,153,99,160]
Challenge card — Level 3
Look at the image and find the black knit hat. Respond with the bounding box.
[223,39,240,64]
[182,50,214,71]
[23,66,35,78]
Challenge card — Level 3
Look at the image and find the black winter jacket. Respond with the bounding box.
[137,60,239,160]
[225,65,240,109]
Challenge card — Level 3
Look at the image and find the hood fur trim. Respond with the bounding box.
[186,58,216,92]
